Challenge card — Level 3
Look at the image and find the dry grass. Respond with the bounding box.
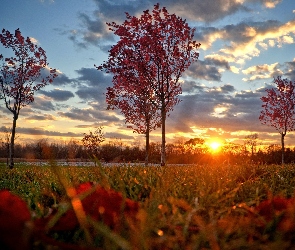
[1,162,295,249]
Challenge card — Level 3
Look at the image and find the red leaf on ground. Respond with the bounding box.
[0,190,32,250]
[255,197,294,220]
[255,196,295,232]
[36,182,139,232]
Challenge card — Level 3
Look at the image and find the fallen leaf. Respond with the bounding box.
[0,190,32,250]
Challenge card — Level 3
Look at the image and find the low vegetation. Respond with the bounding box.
[1,137,295,165]
[1,162,295,249]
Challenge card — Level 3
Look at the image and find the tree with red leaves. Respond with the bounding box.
[0,28,57,169]
[98,4,201,166]
[259,76,295,164]
[105,79,161,166]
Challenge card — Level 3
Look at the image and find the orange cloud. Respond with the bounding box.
[242,63,283,81]
[221,20,295,64]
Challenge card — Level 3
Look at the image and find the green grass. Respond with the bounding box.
[1,162,295,249]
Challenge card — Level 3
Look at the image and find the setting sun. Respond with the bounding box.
[209,141,222,152]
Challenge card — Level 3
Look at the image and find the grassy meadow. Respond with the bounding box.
[1,162,295,249]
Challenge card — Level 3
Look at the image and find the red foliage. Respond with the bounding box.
[97,4,200,165]
[0,28,57,113]
[256,196,293,219]
[0,183,139,249]
[0,190,32,250]
[2,185,295,248]
[0,28,58,168]
[260,77,295,135]
[254,196,295,232]
[36,182,139,232]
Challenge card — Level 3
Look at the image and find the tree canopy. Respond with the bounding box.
[0,28,57,168]
[260,76,295,164]
[97,4,201,166]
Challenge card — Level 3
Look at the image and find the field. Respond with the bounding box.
[1,162,295,249]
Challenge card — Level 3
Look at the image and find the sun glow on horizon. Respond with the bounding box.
[210,142,221,150]
[207,140,223,153]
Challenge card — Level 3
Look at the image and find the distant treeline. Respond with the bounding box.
[0,138,294,165]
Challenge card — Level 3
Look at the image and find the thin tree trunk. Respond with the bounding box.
[145,131,149,167]
[281,132,285,165]
[161,105,166,166]
[145,121,150,166]
[6,141,9,166]
[9,114,17,169]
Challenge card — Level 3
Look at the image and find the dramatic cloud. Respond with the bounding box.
[167,84,265,137]
[76,67,111,87]
[57,106,121,124]
[185,57,231,81]
[75,67,112,102]
[39,68,73,87]
[25,114,56,121]
[104,132,134,140]
[181,80,204,94]
[39,89,75,101]
[16,127,82,137]
[166,0,248,22]
[30,96,56,111]
[51,71,73,86]
[68,0,282,49]
[260,0,282,8]
[285,59,295,80]
[1,0,293,145]
[0,106,11,116]
[68,0,146,48]
[220,20,295,63]
[186,61,222,81]
[69,12,114,48]
[242,63,283,81]
[196,19,295,65]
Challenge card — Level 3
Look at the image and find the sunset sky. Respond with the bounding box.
[1,0,295,148]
